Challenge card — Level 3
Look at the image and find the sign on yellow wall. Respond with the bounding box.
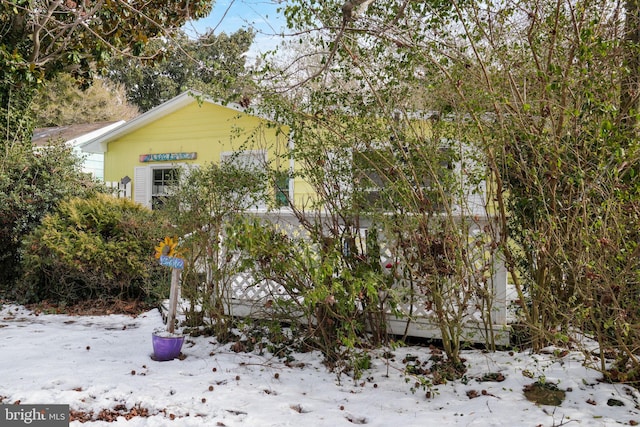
[139,152,197,162]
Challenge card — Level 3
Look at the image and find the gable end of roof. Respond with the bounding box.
[80,90,246,153]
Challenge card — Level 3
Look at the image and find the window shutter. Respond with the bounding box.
[134,166,151,208]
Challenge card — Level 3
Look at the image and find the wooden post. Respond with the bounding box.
[167,267,180,334]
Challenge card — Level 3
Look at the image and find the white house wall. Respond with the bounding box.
[73,120,126,181]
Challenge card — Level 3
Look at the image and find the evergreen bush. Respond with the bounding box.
[18,193,169,304]
[0,141,100,288]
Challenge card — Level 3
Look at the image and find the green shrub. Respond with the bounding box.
[162,161,269,338]
[230,218,389,371]
[0,141,101,288]
[18,193,170,304]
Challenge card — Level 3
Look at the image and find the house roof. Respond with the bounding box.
[80,91,246,154]
[32,121,123,147]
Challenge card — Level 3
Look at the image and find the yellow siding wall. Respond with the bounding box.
[104,101,289,200]
[292,177,317,208]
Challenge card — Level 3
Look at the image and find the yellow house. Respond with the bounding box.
[81,91,305,210]
[81,92,508,343]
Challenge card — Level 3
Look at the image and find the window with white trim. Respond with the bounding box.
[352,145,455,212]
[151,167,179,210]
[221,150,270,210]
[134,164,195,210]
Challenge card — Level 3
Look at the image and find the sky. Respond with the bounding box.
[184,0,287,58]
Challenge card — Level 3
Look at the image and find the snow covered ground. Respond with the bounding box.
[0,303,639,426]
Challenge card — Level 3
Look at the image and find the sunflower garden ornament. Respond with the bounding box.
[152,236,185,354]
[155,237,185,270]
[154,236,180,259]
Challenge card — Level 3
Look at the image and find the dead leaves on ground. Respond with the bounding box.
[70,404,150,423]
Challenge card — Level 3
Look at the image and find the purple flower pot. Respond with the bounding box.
[152,332,184,361]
